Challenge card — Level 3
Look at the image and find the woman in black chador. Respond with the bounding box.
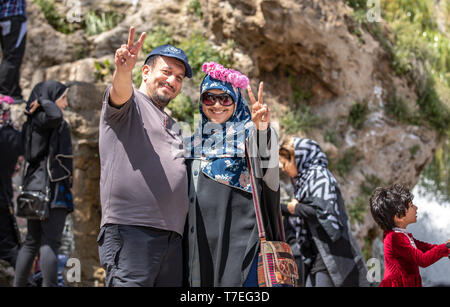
[14,81,73,287]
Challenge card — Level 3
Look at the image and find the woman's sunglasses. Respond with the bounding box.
[201,92,234,106]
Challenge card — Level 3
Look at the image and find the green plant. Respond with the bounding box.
[420,140,450,202]
[360,173,382,196]
[348,173,382,225]
[179,33,234,83]
[94,59,114,82]
[416,80,450,136]
[408,144,420,160]
[141,26,175,54]
[167,93,198,129]
[384,93,413,123]
[187,0,203,18]
[345,0,367,10]
[348,101,369,129]
[332,146,360,177]
[324,129,340,146]
[85,10,123,36]
[134,26,234,86]
[280,104,322,135]
[349,0,450,137]
[33,0,77,34]
[348,195,367,224]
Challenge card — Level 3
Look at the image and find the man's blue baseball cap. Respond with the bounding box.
[144,44,193,78]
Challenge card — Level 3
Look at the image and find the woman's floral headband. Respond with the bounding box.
[202,62,249,89]
[0,95,14,105]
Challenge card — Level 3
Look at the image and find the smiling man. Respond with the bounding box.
[97,27,192,287]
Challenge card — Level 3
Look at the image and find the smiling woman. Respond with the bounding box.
[201,89,235,124]
[183,62,282,287]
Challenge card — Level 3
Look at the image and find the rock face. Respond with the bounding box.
[8,0,440,285]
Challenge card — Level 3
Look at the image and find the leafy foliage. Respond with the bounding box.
[85,10,123,36]
[348,101,369,129]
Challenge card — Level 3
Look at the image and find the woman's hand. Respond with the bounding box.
[287,198,299,214]
[248,82,270,130]
[28,100,39,114]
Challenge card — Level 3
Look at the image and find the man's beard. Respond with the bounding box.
[151,93,171,108]
[148,83,175,109]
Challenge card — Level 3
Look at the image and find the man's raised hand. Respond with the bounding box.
[115,26,146,73]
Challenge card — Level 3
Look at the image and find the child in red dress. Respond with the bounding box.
[369,184,450,287]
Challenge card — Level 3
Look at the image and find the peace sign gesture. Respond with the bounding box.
[115,26,146,73]
[248,82,270,130]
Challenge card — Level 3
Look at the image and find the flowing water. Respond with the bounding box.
[408,182,450,286]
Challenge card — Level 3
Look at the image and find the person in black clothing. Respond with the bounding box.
[13,81,74,287]
[0,0,27,102]
[279,137,368,287]
[0,96,23,267]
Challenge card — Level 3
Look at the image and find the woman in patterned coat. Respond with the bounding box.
[279,137,368,287]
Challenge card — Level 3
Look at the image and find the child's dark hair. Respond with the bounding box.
[369,183,414,231]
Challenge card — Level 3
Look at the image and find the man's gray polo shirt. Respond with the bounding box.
[99,86,188,236]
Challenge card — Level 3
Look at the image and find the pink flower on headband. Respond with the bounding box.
[202,62,249,89]
[0,95,14,104]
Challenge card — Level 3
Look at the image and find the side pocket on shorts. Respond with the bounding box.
[96,226,106,245]
[97,225,123,286]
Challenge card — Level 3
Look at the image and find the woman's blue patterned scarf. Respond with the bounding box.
[185,74,254,193]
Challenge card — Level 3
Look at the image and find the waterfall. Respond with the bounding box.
[408,182,450,286]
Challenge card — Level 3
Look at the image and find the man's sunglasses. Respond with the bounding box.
[201,92,234,106]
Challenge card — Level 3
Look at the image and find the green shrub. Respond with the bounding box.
[141,26,175,54]
[349,173,382,225]
[94,59,114,82]
[167,93,198,128]
[345,0,367,10]
[348,195,367,224]
[408,144,420,160]
[85,10,123,36]
[135,26,234,86]
[420,140,450,202]
[280,104,322,135]
[416,81,450,136]
[384,93,417,124]
[348,101,369,129]
[324,129,340,146]
[349,0,450,137]
[187,0,203,18]
[332,146,360,177]
[33,0,77,34]
[179,33,234,83]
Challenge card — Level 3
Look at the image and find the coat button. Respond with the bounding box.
[194,171,198,176]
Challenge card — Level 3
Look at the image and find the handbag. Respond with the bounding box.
[16,160,50,220]
[246,147,299,287]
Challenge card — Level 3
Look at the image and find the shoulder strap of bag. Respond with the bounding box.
[245,146,266,242]
[19,159,28,190]
[245,138,286,243]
